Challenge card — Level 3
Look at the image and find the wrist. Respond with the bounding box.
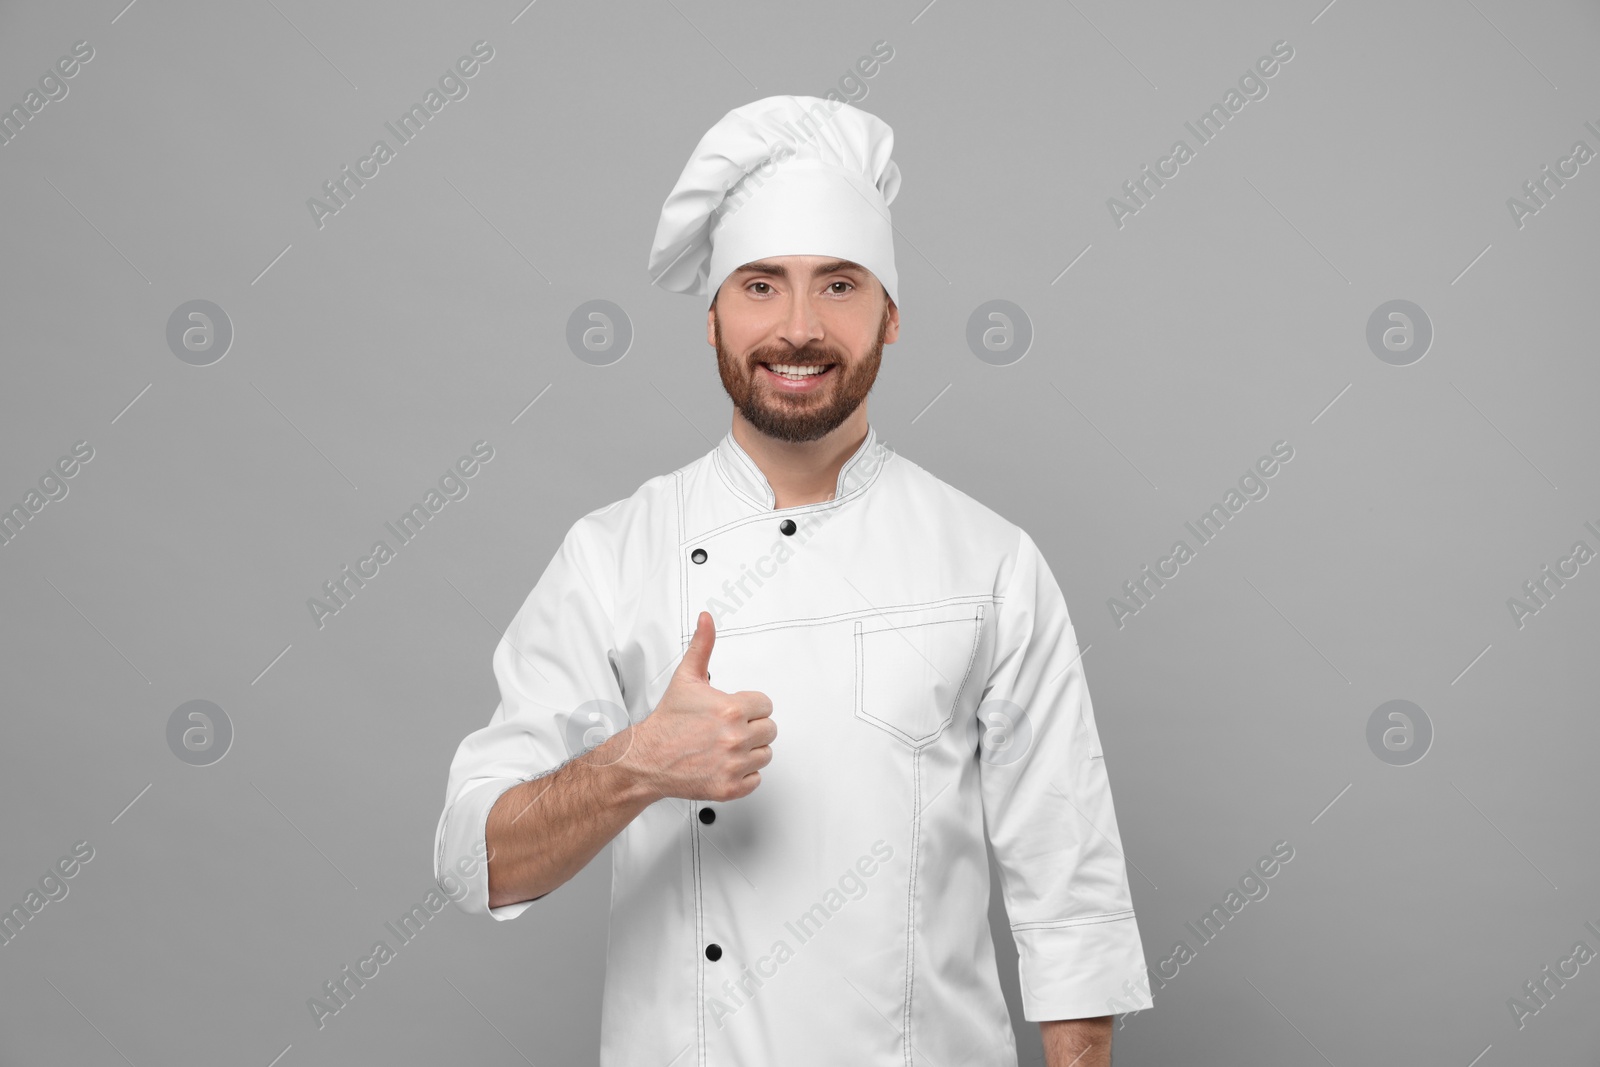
[596,725,660,809]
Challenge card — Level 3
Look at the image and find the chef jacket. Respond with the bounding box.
[434,423,1151,1066]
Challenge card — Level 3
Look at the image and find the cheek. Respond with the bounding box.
[719,327,762,361]
[842,318,886,358]
[714,309,761,350]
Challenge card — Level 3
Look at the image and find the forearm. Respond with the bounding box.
[485,728,657,908]
[1041,1016,1112,1067]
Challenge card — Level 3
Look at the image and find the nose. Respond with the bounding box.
[775,290,825,352]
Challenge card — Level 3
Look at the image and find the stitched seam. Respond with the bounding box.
[712,447,772,511]
[948,603,985,725]
[704,461,877,529]
[903,745,921,1067]
[920,604,984,747]
[698,448,895,538]
[854,620,865,739]
[855,605,985,748]
[676,471,690,645]
[855,637,921,745]
[1010,909,1137,931]
[857,607,979,633]
[863,617,971,695]
[674,475,706,1066]
[721,431,775,510]
[675,468,685,546]
[693,799,706,1065]
[697,593,998,643]
[715,429,892,515]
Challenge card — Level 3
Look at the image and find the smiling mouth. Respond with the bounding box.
[758,361,836,381]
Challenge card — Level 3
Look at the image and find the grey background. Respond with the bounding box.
[2,0,1596,1064]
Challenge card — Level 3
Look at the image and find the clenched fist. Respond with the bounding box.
[619,610,775,802]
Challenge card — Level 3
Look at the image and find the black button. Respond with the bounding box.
[705,943,722,961]
[698,807,716,824]
[691,548,708,564]
[779,518,797,536]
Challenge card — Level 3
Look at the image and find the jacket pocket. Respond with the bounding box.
[853,602,986,747]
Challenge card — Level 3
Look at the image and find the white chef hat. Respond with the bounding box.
[647,94,902,308]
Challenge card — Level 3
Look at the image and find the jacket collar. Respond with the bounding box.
[714,423,890,511]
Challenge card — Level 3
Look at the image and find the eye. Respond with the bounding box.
[829,281,855,294]
[748,281,773,295]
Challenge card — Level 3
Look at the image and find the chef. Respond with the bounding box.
[434,94,1152,1066]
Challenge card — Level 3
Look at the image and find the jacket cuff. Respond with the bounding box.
[1014,912,1153,1020]
[436,777,533,921]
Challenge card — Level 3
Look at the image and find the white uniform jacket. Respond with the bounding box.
[435,423,1151,1065]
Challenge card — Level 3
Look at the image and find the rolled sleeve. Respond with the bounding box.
[978,528,1151,1020]
[433,509,627,920]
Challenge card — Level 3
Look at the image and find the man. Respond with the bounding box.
[434,95,1151,1066]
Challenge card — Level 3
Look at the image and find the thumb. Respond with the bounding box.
[675,610,715,683]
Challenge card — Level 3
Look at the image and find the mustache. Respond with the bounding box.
[748,346,844,366]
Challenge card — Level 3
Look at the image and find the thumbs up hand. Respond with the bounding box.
[619,611,775,803]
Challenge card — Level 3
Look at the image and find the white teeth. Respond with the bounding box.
[766,363,828,378]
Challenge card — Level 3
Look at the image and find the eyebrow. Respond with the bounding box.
[732,259,868,280]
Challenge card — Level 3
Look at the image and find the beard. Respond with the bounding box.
[713,305,889,444]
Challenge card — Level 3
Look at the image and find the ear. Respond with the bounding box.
[882,297,900,345]
[706,302,717,348]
